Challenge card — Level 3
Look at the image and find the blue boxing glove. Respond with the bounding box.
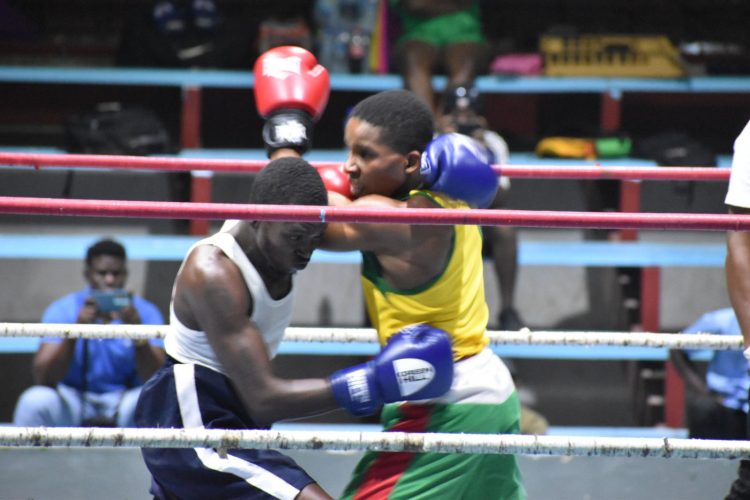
[420,133,499,208]
[330,324,454,416]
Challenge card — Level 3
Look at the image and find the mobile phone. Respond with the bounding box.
[92,289,132,312]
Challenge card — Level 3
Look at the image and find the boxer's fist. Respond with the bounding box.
[420,133,498,208]
[254,46,330,156]
[254,46,329,120]
[330,324,454,416]
[318,164,352,200]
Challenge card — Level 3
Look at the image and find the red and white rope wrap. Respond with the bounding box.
[0,323,741,350]
[1,196,749,230]
[0,152,730,181]
[1,426,748,459]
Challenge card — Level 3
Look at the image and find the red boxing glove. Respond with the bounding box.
[254,46,329,120]
[254,46,330,156]
[318,164,352,200]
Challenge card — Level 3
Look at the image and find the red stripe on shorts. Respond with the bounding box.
[352,404,433,500]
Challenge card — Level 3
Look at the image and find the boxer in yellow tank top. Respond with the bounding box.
[304,90,526,499]
[361,189,489,360]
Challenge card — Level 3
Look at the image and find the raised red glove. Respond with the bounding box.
[253,46,330,156]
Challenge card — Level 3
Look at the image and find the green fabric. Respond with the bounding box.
[391,1,485,47]
[595,137,633,158]
[342,395,527,499]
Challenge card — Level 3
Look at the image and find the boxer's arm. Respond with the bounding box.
[320,194,404,253]
[321,193,451,254]
[178,248,336,427]
[727,205,750,350]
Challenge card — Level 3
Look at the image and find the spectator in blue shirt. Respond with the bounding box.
[13,238,165,427]
[669,307,750,439]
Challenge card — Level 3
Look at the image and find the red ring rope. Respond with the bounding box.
[0,152,730,181]
[1,195,748,231]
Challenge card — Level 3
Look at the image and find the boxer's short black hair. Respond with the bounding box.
[251,156,327,206]
[86,238,126,265]
[350,90,434,155]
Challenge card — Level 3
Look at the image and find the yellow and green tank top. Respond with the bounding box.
[361,190,489,360]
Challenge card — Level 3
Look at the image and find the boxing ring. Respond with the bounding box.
[0,151,746,499]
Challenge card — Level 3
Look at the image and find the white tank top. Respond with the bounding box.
[165,228,296,374]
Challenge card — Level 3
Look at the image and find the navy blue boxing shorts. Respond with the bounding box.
[135,357,315,499]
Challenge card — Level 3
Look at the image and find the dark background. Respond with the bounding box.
[1,0,750,153]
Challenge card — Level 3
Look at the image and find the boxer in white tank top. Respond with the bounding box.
[135,158,337,500]
[166,227,295,374]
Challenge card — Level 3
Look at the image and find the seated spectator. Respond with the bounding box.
[669,307,749,439]
[13,238,165,427]
[390,0,488,115]
[437,82,525,330]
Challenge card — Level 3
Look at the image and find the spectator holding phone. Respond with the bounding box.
[13,238,165,427]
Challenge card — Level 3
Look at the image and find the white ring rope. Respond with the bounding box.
[1,427,748,460]
[0,323,742,350]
